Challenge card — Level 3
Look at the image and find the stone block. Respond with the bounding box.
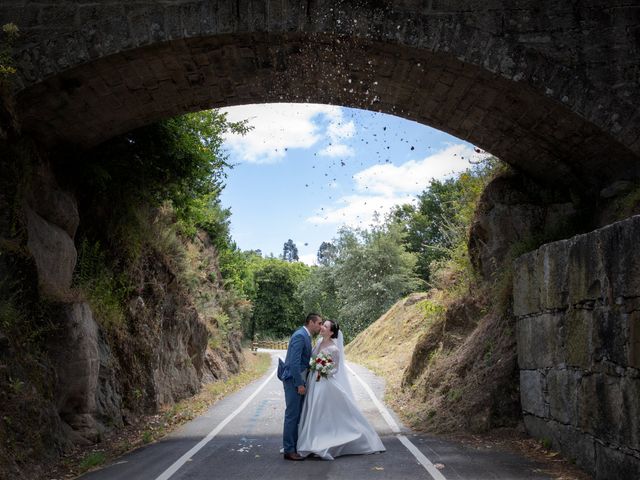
[519,370,548,417]
[592,307,631,367]
[631,312,640,369]
[565,308,593,368]
[546,369,580,425]
[537,240,570,311]
[599,216,640,300]
[578,373,625,446]
[595,442,640,480]
[622,376,640,451]
[517,313,565,369]
[567,230,604,306]
[513,252,541,317]
[524,414,596,473]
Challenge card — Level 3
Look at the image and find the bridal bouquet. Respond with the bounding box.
[309,351,334,381]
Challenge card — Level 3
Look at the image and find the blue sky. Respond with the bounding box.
[219,104,486,265]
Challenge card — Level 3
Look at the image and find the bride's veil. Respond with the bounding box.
[334,330,355,399]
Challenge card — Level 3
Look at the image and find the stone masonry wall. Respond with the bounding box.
[513,215,640,479]
[2,1,640,194]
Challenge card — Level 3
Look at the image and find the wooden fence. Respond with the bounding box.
[251,340,288,351]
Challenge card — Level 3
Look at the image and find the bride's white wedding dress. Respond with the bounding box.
[296,332,386,460]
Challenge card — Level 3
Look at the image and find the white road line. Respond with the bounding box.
[154,368,277,480]
[346,364,447,480]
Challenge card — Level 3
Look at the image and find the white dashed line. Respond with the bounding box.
[347,364,447,480]
[154,368,277,480]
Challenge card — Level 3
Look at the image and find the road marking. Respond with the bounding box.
[154,368,277,480]
[346,364,447,480]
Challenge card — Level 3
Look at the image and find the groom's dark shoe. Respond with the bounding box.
[284,452,305,461]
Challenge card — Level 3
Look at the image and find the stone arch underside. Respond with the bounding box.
[5,1,640,194]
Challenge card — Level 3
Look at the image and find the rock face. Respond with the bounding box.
[43,250,243,446]
[16,162,243,450]
[26,162,80,238]
[47,302,122,444]
[123,249,240,409]
[23,163,79,300]
[513,215,640,479]
[25,207,77,300]
[469,171,579,281]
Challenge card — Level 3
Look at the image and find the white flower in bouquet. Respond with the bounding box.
[309,351,335,381]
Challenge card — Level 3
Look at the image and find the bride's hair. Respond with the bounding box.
[327,320,340,339]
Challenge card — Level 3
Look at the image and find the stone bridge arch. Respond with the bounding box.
[3,1,640,193]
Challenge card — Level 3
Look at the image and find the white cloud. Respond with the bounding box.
[319,143,355,158]
[220,103,344,164]
[307,144,487,227]
[307,193,415,226]
[328,120,355,141]
[318,118,356,158]
[353,144,476,195]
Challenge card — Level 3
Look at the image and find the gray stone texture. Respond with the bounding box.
[524,414,596,474]
[471,171,578,283]
[546,369,580,426]
[47,302,103,444]
[514,215,640,479]
[2,1,639,195]
[595,442,640,480]
[25,206,77,300]
[25,162,80,238]
[519,370,548,418]
[22,162,80,300]
[517,313,565,370]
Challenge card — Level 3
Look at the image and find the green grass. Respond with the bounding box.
[73,238,129,329]
[78,452,106,472]
[142,430,153,444]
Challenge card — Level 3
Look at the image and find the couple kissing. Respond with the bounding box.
[277,313,385,461]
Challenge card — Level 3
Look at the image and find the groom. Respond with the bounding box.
[279,313,323,461]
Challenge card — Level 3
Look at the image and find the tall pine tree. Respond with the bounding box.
[282,239,299,262]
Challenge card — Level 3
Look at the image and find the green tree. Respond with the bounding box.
[63,110,249,251]
[333,223,423,339]
[58,109,256,338]
[297,264,341,321]
[316,241,337,266]
[282,239,299,262]
[390,156,501,282]
[249,258,310,339]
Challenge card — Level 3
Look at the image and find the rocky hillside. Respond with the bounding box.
[348,168,640,443]
[347,286,521,433]
[0,129,245,478]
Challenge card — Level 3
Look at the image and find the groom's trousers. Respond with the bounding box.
[283,378,305,453]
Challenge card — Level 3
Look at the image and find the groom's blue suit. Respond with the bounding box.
[281,326,312,454]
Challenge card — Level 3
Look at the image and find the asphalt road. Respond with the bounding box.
[76,351,552,480]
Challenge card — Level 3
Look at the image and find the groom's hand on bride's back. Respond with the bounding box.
[297,385,306,395]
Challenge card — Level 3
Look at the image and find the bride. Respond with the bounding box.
[296,319,386,460]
